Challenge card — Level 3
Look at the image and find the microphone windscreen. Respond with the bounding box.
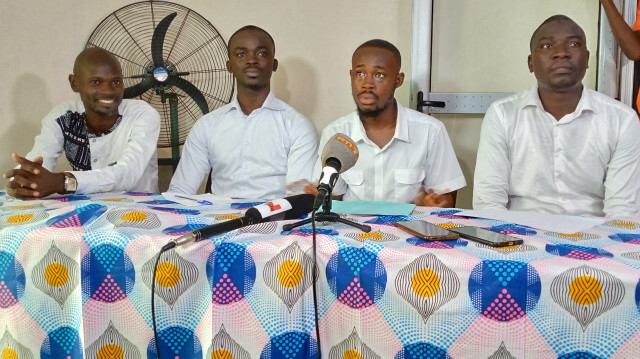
[282,193,315,219]
[321,133,359,173]
[245,193,315,222]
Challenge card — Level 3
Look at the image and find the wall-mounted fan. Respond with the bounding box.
[86,0,234,189]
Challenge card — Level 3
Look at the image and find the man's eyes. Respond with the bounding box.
[539,41,581,49]
[234,51,270,57]
[89,79,123,86]
[353,71,385,79]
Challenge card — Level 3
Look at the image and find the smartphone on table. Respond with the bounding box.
[448,226,523,247]
[394,220,459,241]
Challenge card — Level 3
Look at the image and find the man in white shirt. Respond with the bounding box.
[168,25,318,200]
[309,39,465,206]
[4,47,160,198]
[473,15,640,217]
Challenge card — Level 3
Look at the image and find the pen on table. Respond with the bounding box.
[174,194,213,205]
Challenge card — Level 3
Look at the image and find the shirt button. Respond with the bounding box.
[92,139,96,143]
[93,159,98,163]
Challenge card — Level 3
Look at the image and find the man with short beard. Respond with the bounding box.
[4,47,160,198]
[310,39,465,207]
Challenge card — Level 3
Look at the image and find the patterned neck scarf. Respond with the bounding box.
[56,111,122,171]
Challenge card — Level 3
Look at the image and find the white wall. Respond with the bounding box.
[0,1,603,207]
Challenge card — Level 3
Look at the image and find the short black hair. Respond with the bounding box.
[529,15,585,51]
[227,25,275,55]
[355,39,402,70]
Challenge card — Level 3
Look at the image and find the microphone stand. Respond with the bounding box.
[283,190,371,232]
[282,187,369,357]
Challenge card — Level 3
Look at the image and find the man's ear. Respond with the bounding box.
[68,74,79,92]
[527,55,534,73]
[586,50,590,69]
[226,60,232,73]
[272,58,278,72]
[395,72,405,88]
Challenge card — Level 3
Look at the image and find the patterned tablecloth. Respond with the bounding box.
[1,192,640,359]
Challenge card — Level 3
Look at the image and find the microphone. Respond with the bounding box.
[314,133,359,210]
[163,193,314,250]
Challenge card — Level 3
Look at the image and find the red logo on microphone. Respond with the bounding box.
[267,202,282,212]
[335,135,359,159]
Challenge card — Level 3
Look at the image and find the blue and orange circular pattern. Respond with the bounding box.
[0,251,25,308]
[260,331,317,359]
[326,247,386,309]
[41,326,83,359]
[468,260,541,322]
[82,244,135,303]
[394,342,451,359]
[147,326,202,358]
[207,242,256,305]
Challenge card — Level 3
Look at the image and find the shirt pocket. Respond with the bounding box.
[341,169,365,200]
[394,168,425,203]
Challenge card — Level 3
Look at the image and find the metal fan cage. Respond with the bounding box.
[85,0,234,147]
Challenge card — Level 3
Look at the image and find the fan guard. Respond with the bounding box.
[85,1,234,147]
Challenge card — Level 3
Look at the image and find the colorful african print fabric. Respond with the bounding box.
[1,192,639,358]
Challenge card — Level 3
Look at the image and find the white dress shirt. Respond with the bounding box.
[27,98,160,194]
[315,101,466,203]
[473,85,640,217]
[168,92,318,200]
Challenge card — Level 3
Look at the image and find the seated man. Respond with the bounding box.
[473,15,640,217]
[168,25,318,200]
[308,39,466,207]
[4,47,160,198]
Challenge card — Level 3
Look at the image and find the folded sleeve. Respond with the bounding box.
[602,113,640,217]
[473,104,511,210]
[168,118,212,195]
[422,122,466,192]
[285,115,319,185]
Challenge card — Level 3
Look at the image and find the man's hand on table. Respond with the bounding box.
[413,188,456,208]
[3,153,65,199]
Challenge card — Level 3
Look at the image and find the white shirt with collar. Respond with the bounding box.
[473,85,640,217]
[27,98,160,194]
[168,92,318,200]
[315,100,466,203]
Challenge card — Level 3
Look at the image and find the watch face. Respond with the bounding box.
[65,176,77,192]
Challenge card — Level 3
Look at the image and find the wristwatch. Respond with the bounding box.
[63,173,77,194]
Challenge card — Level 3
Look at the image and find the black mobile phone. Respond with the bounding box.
[394,220,460,241]
[449,226,523,247]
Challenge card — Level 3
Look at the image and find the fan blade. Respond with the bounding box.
[123,77,155,98]
[151,12,177,68]
[171,77,210,115]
